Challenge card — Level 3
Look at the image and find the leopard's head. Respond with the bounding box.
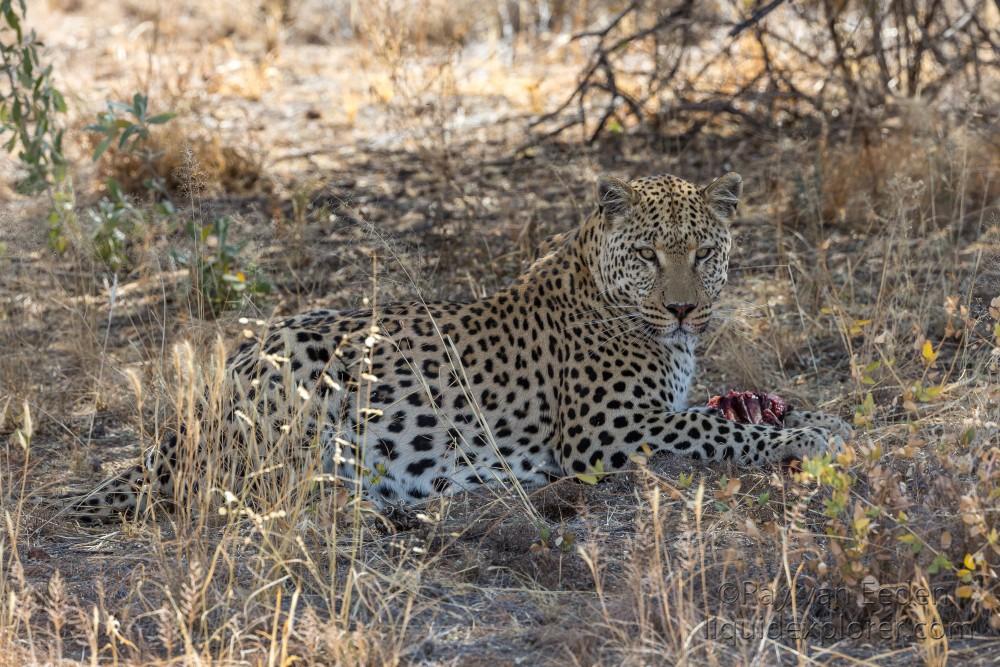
[588,172,742,341]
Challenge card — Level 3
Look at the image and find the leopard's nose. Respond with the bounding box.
[666,303,696,321]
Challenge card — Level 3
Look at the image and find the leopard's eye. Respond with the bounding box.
[637,247,657,262]
[695,247,714,262]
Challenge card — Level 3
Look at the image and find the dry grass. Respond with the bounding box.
[1,1,998,665]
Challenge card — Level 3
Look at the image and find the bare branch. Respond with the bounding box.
[728,0,788,38]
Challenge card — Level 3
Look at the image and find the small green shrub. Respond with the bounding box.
[0,0,75,251]
[172,216,271,317]
[86,178,156,273]
[87,92,176,195]
[0,0,67,193]
[83,94,177,274]
[85,174,180,277]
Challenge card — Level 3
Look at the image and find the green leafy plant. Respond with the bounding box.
[172,216,270,317]
[0,0,75,251]
[87,92,175,161]
[87,179,140,273]
[853,391,875,428]
[0,0,67,193]
[80,93,178,274]
[86,174,177,276]
[530,523,576,554]
[87,92,175,194]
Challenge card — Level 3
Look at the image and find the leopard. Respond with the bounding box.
[72,171,851,521]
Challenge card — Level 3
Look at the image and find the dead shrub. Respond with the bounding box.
[790,106,1000,233]
[95,121,269,199]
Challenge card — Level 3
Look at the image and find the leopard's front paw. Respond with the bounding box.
[784,410,854,442]
[778,427,844,462]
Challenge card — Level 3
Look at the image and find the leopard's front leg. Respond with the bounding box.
[557,409,844,474]
[783,408,853,441]
[699,391,853,443]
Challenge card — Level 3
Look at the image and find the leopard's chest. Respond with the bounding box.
[663,339,697,411]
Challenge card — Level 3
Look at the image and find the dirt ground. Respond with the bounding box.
[2,1,999,665]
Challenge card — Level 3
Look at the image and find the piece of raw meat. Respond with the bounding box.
[706,390,790,427]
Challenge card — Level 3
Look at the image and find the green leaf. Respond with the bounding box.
[576,458,606,485]
[132,92,147,118]
[147,112,176,125]
[928,554,953,575]
[52,90,67,113]
[106,178,123,200]
[914,384,944,402]
[118,124,140,148]
[5,9,21,40]
[92,135,114,161]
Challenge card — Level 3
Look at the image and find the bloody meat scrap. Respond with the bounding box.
[707,390,789,427]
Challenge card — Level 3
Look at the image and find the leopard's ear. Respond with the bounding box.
[702,172,743,222]
[596,175,637,219]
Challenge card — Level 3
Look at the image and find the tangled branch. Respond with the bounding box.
[528,0,996,146]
